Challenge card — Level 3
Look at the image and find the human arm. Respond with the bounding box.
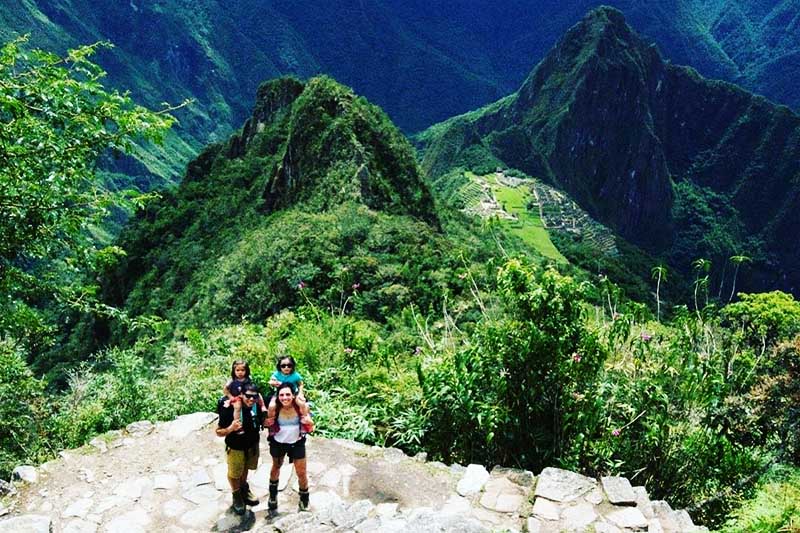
[215,419,242,437]
[268,371,281,388]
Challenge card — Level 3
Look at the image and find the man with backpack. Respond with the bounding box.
[216,382,264,514]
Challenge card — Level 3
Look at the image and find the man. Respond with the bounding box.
[216,382,263,514]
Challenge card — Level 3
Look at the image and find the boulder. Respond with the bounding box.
[457,464,490,496]
[534,467,595,502]
[11,465,37,484]
[0,515,51,533]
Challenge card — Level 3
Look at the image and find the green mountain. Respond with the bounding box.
[419,6,800,296]
[3,1,797,157]
[97,76,488,340]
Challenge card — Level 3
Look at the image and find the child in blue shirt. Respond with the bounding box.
[266,355,310,429]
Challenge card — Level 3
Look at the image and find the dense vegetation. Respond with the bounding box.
[3,23,800,533]
[419,6,800,300]
[2,0,797,158]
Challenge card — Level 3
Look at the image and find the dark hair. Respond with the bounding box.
[276,355,296,371]
[242,382,259,395]
[274,382,296,416]
[230,359,251,380]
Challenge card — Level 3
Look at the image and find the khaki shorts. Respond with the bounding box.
[226,445,259,479]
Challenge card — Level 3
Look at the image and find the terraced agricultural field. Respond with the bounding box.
[462,171,567,263]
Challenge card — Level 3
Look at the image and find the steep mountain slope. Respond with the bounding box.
[419,7,800,296]
[98,76,487,338]
[2,0,797,143]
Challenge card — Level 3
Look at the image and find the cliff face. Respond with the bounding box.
[420,6,800,294]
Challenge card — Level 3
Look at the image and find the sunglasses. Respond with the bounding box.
[280,364,294,368]
[244,393,258,399]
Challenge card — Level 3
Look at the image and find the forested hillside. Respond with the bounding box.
[3,4,800,531]
[419,6,800,298]
[2,0,797,189]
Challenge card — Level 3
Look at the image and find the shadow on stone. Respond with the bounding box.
[214,508,255,532]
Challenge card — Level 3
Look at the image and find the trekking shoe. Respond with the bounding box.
[267,478,278,516]
[231,489,245,515]
[241,482,259,506]
[298,488,309,511]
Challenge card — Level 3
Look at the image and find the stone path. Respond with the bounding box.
[0,413,708,532]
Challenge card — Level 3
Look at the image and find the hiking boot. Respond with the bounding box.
[298,488,309,511]
[241,482,259,506]
[231,489,245,515]
[268,479,279,515]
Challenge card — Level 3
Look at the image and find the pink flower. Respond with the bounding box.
[297,281,306,289]
[344,347,354,354]
[572,353,582,363]
[414,346,422,355]
[611,428,621,437]
[640,332,652,342]
[352,283,361,290]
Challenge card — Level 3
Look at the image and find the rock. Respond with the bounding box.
[104,508,151,533]
[0,515,51,533]
[12,465,37,483]
[94,495,126,514]
[586,486,604,505]
[213,463,230,491]
[179,502,222,528]
[0,503,6,517]
[414,451,428,462]
[601,476,636,504]
[188,467,212,486]
[594,522,623,533]
[278,462,294,491]
[375,502,399,517]
[182,484,221,505]
[215,509,248,531]
[383,447,407,463]
[113,477,151,500]
[441,494,471,515]
[164,412,217,439]
[319,467,342,489]
[63,497,94,519]
[523,516,542,532]
[534,467,595,502]
[78,468,95,483]
[457,464,490,496]
[492,466,535,487]
[648,518,665,533]
[309,490,344,523]
[562,502,598,530]
[607,507,649,529]
[62,519,98,533]
[0,480,15,496]
[332,499,374,528]
[88,438,107,453]
[153,473,179,490]
[532,497,560,521]
[162,498,191,518]
[479,477,526,513]
[406,507,489,533]
[450,463,467,475]
[633,486,654,518]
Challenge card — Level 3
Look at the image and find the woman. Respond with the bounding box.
[268,382,314,514]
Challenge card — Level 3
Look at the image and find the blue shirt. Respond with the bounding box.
[270,370,303,393]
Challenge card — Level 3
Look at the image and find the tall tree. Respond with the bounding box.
[0,36,175,351]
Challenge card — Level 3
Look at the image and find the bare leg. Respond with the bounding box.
[293,458,308,490]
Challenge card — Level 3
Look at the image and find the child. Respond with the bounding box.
[266,355,310,430]
[223,359,255,434]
